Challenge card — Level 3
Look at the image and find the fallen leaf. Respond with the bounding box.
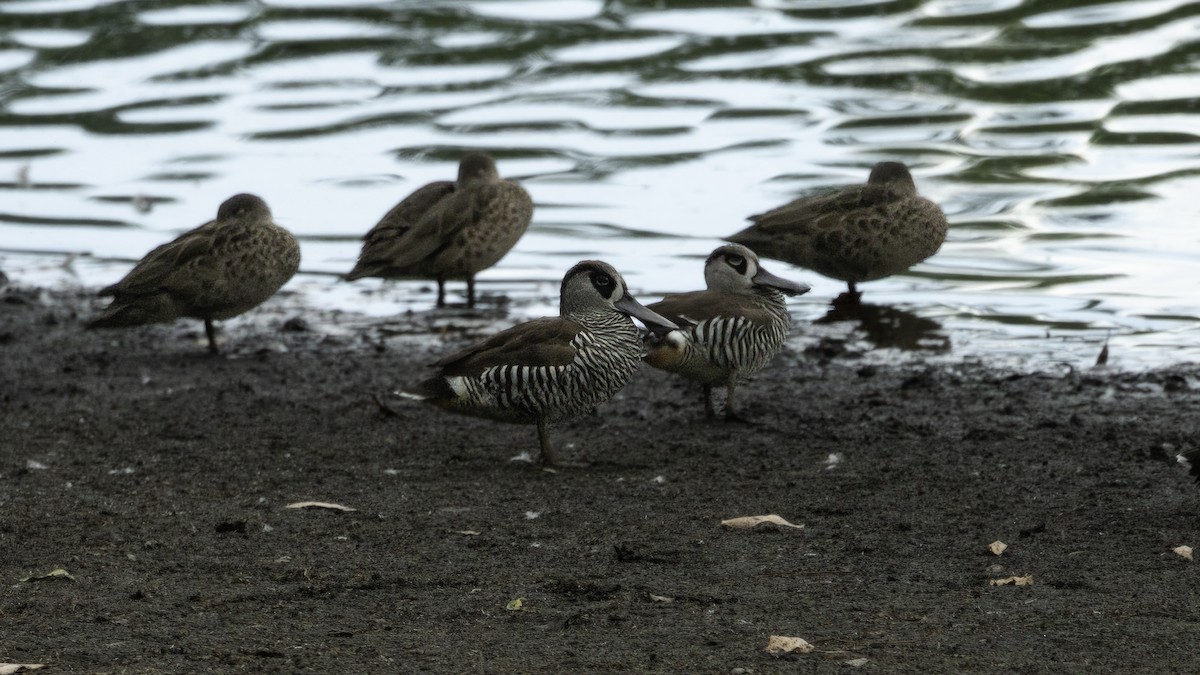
[989,541,1008,556]
[721,515,804,530]
[648,593,673,603]
[284,501,356,512]
[0,665,47,674]
[1174,545,1193,561]
[505,598,525,611]
[20,568,75,583]
[845,657,870,668]
[765,635,814,656]
[455,530,481,536]
[989,574,1034,586]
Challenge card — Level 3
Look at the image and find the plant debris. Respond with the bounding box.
[284,501,356,512]
[721,514,804,530]
[989,574,1034,586]
[19,568,75,583]
[0,665,47,674]
[989,540,1008,556]
[765,635,814,656]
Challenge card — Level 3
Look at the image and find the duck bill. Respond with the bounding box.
[614,294,679,337]
[753,267,810,296]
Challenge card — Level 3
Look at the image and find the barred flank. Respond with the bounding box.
[685,289,790,381]
[459,309,642,423]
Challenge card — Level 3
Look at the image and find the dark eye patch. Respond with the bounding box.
[591,273,616,299]
[726,254,747,275]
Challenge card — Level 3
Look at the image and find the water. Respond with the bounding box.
[1,0,1198,368]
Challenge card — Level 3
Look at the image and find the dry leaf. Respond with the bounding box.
[765,635,814,656]
[648,594,673,603]
[721,515,804,530]
[989,574,1034,586]
[989,541,1008,556]
[845,658,870,668]
[20,568,75,583]
[505,598,525,611]
[0,665,47,674]
[284,501,356,512]
[1174,545,1193,561]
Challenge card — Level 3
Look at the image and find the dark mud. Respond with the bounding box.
[2,285,1198,674]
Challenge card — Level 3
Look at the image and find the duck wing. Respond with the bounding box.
[100,220,218,298]
[433,317,583,377]
[745,183,901,234]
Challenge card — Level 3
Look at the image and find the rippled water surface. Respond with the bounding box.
[2,0,1198,367]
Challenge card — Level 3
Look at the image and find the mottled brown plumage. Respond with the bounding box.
[728,161,947,305]
[398,261,677,466]
[87,193,300,354]
[346,152,533,308]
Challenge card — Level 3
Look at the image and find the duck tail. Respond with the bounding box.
[394,376,456,402]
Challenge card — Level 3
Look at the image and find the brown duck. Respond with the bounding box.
[87,193,300,354]
[644,244,809,421]
[398,261,677,466]
[345,152,533,308]
[727,161,946,305]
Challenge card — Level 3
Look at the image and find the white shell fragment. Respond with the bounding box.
[765,635,814,656]
[989,574,1034,586]
[989,540,1008,556]
[1174,545,1193,561]
[648,593,673,603]
[284,501,356,512]
[721,515,804,530]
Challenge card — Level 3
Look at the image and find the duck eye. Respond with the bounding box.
[593,273,612,287]
[726,255,744,267]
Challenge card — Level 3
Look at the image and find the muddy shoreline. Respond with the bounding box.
[2,284,1199,674]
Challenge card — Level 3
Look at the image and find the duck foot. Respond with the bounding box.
[831,290,862,307]
[723,409,754,425]
[371,393,403,419]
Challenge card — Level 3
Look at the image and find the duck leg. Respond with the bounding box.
[436,275,446,308]
[537,418,558,467]
[832,281,862,307]
[467,275,476,309]
[204,319,220,355]
[723,376,750,424]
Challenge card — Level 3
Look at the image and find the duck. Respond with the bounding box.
[727,161,946,305]
[398,260,677,466]
[644,244,809,421]
[345,152,533,308]
[87,193,300,354]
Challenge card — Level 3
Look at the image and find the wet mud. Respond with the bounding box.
[2,285,1198,673]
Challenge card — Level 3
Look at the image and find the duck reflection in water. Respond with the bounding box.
[815,301,949,353]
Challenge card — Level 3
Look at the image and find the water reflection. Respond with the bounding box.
[0,0,1197,367]
[815,302,950,353]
